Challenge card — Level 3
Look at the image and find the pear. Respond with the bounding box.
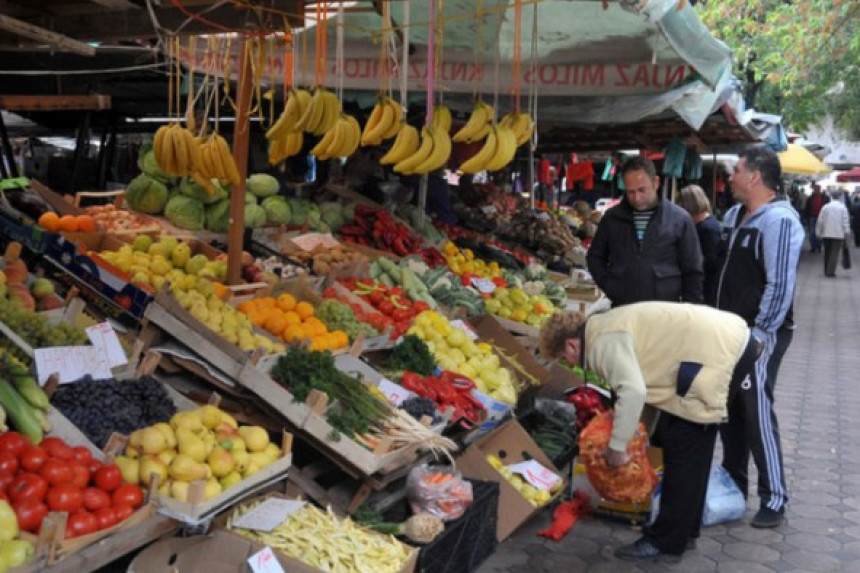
[170,411,204,432]
[237,426,270,452]
[115,455,140,485]
[141,427,169,455]
[128,429,145,449]
[248,452,273,470]
[196,405,224,429]
[200,432,217,457]
[0,539,34,568]
[219,471,243,490]
[203,478,223,501]
[158,478,172,496]
[139,455,168,486]
[168,454,210,482]
[263,443,281,464]
[207,446,235,478]
[157,448,178,466]
[231,449,250,473]
[175,428,207,464]
[170,480,191,502]
[242,461,261,478]
[125,445,141,459]
[153,423,177,448]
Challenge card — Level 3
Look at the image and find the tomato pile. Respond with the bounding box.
[400,371,485,428]
[339,205,446,266]
[335,278,430,340]
[0,432,144,538]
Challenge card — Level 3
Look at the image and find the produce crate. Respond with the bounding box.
[213,492,419,573]
[381,480,500,573]
[518,409,578,470]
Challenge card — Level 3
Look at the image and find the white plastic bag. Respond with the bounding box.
[702,466,746,526]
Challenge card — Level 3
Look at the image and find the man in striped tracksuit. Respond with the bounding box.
[714,147,804,528]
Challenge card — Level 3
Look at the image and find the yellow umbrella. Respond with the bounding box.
[778,143,830,176]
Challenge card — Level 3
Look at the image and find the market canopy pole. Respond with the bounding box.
[227,37,254,285]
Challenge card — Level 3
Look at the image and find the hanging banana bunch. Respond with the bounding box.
[294,88,342,136]
[153,123,204,178]
[392,125,451,175]
[310,114,362,160]
[499,111,535,147]
[432,104,452,133]
[459,123,518,174]
[196,134,242,188]
[266,88,311,165]
[452,100,494,143]
[380,124,420,165]
[360,96,403,147]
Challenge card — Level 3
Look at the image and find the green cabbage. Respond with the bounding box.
[245,192,258,206]
[125,174,168,215]
[244,204,267,228]
[261,196,292,225]
[179,177,226,205]
[206,199,231,233]
[164,195,205,230]
[288,198,311,225]
[247,173,280,198]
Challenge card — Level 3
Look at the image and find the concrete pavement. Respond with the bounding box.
[477,248,859,572]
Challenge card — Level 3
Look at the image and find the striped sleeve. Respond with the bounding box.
[755,214,804,336]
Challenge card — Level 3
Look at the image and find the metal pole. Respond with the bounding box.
[417,173,428,231]
[0,112,17,178]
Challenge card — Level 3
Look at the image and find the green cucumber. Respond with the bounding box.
[13,375,50,411]
[0,380,43,443]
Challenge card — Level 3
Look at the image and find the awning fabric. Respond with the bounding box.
[779,144,831,176]
[836,167,860,182]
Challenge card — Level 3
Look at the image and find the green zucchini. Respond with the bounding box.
[13,375,50,411]
[0,380,43,443]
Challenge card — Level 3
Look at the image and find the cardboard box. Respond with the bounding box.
[128,531,258,573]
[456,419,565,541]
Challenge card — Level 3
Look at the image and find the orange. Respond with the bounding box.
[237,300,255,314]
[75,215,96,232]
[264,312,287,335]
[282,324,304,343]
[332,330,349,348]
[283,311,301,327]
[302,317,326,336]
[295,301,314,320]
[38,212,61,232]
[309,336,328,352]
[276,293,297,312]
[256,297,277,309]
[248,311,266,327]
[58,215,79,232]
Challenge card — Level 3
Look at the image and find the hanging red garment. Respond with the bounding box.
[538,158,552,185]
[565,161,595,190]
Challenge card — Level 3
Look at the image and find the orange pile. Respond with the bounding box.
[237,293,349,352]
[37,212,97,233]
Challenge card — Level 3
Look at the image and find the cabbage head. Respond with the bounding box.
[244,204,267,229]
[138,146,178,185]
[261,196,292,225]
[247,173,280,198]
[179,177,227,205]
[245,192,258,206]
[206,199,231,233]
[125,174,168,215]
[164,195,205,230]
[288,198,311,225]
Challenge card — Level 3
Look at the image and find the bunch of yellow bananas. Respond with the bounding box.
[268,133,304,166]
[432,104,452,133]
[392,125,451,175]
[452,100,494,143]
[499,111,535,147]
[153,123,203,177]
[294,88,341,136]
[310,114,361,160]
[458,123,518,174]
[380,124,419,165]
[265,88,311,165]
[197,134,242,188]
[360,96,403,146]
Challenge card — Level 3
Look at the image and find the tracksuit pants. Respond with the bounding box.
[644,334,761,554]
[721,327,792,512]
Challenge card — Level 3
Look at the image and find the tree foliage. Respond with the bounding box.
[696,0,860,137]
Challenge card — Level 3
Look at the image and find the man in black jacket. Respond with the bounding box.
[587,157,704,307]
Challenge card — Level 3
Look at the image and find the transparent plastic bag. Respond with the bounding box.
[406,464,474,521]
[702,466,746,526]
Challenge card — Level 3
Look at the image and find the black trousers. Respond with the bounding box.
[823,238,843,276]
[721,327,792,511]
[644,334,761,555]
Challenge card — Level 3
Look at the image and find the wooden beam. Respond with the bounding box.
[88,0,140,10]
[0,13,96,56]
[0,94,111,111]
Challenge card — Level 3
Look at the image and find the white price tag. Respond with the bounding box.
[86,322,128,368]
[449,319,479,340]
[231,499,306,532]
[480,205,498,215]
[536,212,551,220]
[470,277,496,294]
[35,346,112,384]
[508,460,561,491]
[377,378,416,406]
[247,547,285,573]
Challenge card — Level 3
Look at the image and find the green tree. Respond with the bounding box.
[696,0,860,136]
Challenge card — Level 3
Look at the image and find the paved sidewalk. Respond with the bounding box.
[477,248,859,572]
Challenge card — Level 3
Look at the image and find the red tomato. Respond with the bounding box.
[66,511,98,539]
[72,446,93,465]
[87,459,103,477]
[12,499,47,533]
[93,465,122,492]
[0,473,13,495]
[0,432,30,457]
[112,504,134,523]
[111,484,143,509]
[9,473,48,503]
[83,487,111,512]
[93,507,117,530]
[39,459,74,486]
[0,452,18,475]
[69,462,90,489]
[19,447,48,472]
[47,484,84,513]
[39,437,75,461]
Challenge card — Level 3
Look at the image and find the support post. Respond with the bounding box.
[227,37,254,285]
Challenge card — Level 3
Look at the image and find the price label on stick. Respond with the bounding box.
[508,460,561,491]
[449,319,479,340]
[231,498,306,532]
[470,277,496,294]
[247,547,285,573]
[377,378,416,406]
[86,322,128,368]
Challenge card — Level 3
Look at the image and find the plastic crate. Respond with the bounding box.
[416,480,500,573]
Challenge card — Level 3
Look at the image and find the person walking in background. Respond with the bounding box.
[678,184,723,305]
[587,156,703,307]
[714,148,804,529]
[816,190,851,277]
[803,184,826,253]
[850,188,860,248]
